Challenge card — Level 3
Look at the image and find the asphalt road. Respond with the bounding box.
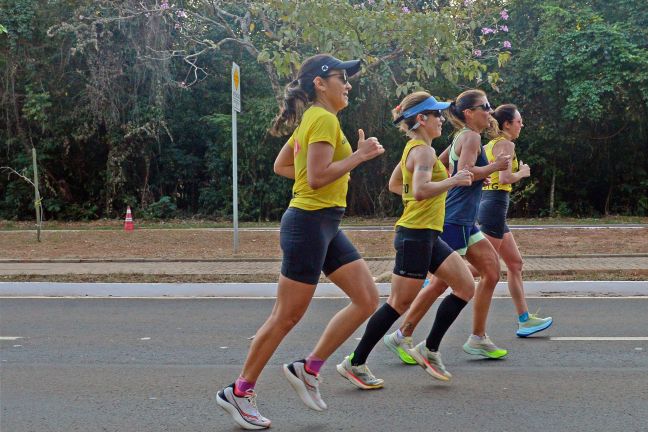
[1,296,647,432]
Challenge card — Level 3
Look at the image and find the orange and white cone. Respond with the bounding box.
[124,206,134,231]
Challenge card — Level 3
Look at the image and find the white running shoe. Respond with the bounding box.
[216,384,271,430]
[336,355,384,390]
[462,334,508,359]
[282,360,327,411]
[408,341,452,381]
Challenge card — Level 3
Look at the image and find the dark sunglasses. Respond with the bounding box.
[424,110,443,118]
[468,103,492,112]
[326,71,349,84]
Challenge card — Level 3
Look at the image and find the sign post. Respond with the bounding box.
[232,63,241,253]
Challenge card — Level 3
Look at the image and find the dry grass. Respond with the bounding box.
[2,227,646,260]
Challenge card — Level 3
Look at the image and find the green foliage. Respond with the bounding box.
[498,0,648,216]
[249,0,511,93]
[22,85,52,124]
[1,0,646,222]
[143,196,177,219]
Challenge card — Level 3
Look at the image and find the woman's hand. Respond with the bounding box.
[453,168,474,187]
[493,150,512,171]
[355,129,384,161]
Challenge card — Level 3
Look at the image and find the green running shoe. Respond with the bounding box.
[517,314,553,337]
[462,334,508,359]
[383,331,417,365]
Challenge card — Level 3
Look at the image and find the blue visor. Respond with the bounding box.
[394,96,451,125]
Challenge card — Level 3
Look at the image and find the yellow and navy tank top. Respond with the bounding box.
[396,139,448,231]
[288,106,353,210]
[482,136,519,192]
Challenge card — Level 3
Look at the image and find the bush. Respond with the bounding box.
[143,196,177,219]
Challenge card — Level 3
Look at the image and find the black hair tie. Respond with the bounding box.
[450,101,460,115]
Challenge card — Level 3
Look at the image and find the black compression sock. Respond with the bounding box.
[351,303,401,366]
[426,293,468,352]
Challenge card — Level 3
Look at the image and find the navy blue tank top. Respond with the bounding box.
[444,128,488,225]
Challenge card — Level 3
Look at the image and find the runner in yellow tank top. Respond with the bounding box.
[337,91,477,388]
[482,136,519,192]
[478,104,553,338]
[396,138,448,231]
[392,89,512,361]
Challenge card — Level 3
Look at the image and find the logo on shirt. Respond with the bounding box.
[294,138,301,156]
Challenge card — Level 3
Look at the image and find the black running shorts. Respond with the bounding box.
[280,207,361,285]
[477,190,510,239]
[393,226,454,279]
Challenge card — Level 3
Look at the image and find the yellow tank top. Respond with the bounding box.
[482,136,519,192]
[396,139,448,231]
[288,106,352,210]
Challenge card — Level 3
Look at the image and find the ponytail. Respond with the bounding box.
[445,100,466,130]
[269,79,316,136]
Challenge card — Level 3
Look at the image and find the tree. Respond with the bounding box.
[115,0,512,99]
[499,0,648,216]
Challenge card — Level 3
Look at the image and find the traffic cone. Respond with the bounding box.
[124,206,134,231]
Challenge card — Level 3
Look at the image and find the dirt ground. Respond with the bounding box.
[1,227,646,260]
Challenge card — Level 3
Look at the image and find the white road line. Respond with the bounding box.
[550,337,648,341]
[0,336,23,340]
[2,295,648,300]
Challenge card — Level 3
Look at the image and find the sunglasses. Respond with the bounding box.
[326,71,349,85]
[467,103,492,112]
[423,110,443,118]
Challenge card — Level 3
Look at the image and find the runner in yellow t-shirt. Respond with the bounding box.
[217,54,384,430]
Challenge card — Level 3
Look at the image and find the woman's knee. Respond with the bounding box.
[269,309,305,334]
[480,251,501,280]
[484,265,500,282]
[506,257,524,274]
[387,294,413,315]
[477,258,500,286]
[353,282,380,316]
[453,279,475,301]
[268,305,306,333]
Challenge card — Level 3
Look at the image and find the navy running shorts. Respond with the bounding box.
[440,223,485,256]
[477,190,510,239]
[393,226,454,279]
[280,206,361,285]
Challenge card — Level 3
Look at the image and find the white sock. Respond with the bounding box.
[395,329,405,342]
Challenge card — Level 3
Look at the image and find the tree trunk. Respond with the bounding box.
[604,184,612,216]
[549,165,556,217]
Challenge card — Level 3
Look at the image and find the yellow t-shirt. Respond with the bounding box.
[288,106,352,210]
[396,139,448,231]
[482,137,519,192]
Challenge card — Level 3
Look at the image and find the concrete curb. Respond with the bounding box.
[1,281,647,297]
